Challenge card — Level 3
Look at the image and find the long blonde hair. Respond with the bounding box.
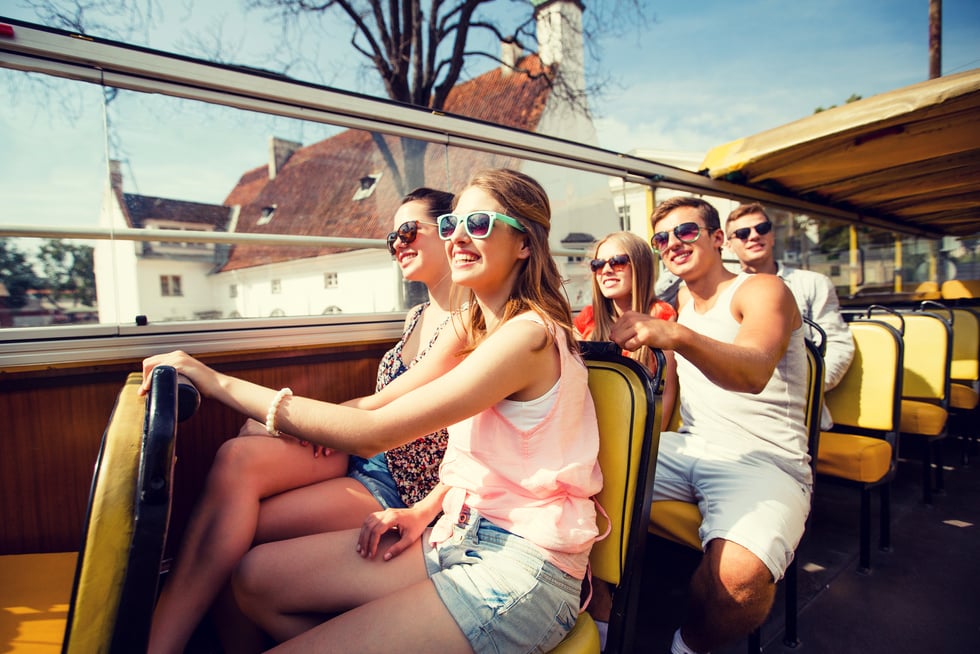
[587,231,659,370]
[450,169,576,355]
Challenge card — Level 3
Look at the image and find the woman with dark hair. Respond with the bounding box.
[146,169,603,653]
[147,188,464,654]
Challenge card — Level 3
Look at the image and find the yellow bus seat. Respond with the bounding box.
[0,367,194,654]
[867,307,952,504]
[913,281,941,300]
[549,345,663,654]
[0,552,77,653]
[941,279,980,301]
[944,307,979,463]
[816,319,903,572]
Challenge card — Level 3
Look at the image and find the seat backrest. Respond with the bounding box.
[62,366,188,654]
[581,344,662,654]
[824,320,904,435]
[941,279,980,301]
[868,309,951,405]
[803,338,825,473]
[950,308,980,383]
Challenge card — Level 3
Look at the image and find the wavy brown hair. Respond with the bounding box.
[587,231,659,370]
[449,169,576,355]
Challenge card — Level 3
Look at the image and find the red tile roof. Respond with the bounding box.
[220,54,553,272]
[123,194,233,229]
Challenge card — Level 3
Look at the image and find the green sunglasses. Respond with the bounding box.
[437,211,527,240]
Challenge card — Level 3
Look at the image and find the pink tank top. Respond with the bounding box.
[431,313,603,578]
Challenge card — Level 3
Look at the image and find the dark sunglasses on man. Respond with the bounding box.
[386,220,436,256]
[728,221,773,241]
[650,221,711,252]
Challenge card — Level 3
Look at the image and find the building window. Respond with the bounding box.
[257,205,277,225]
[352,173,382,201]
[256,204,277,225]
[324,272,338,289]
[160,275,183,297]
[271,279,282,294]
[617,204,631,231]
[229,284,238,298]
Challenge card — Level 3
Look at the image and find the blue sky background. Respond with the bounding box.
[591,0,980,152]
[1,0,979,228]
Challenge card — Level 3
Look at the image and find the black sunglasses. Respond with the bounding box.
[651,222,709,252]
[728,221,773,241]
[386,220,435,255]
[589,253,631,273]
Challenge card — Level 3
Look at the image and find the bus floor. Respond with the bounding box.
[637,436,980,653]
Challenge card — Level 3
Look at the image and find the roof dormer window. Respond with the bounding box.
[352,173,382,201]
[257,205,277,225]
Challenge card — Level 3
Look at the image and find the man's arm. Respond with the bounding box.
[612,275,801,394]
[806,274,855,391]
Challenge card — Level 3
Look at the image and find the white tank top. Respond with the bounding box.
[676,274,811,485]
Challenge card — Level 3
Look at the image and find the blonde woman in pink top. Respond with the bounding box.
[141,169,603,654]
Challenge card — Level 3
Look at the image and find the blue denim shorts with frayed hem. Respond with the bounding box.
[423,507,581,654]
[347,453,406,510]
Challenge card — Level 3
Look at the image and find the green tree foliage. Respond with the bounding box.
[814,93,863,113]
[36,239,97,306]
[0,239,42,309]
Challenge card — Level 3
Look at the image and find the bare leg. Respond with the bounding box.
[234,529,471,654]
[255,474,385,543]
[210,475,385,650]
[680,539,775,653]
[147,436,350,654]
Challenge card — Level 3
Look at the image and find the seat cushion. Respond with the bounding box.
[0,552,77,653]
[899,399,948,436]
[950,382,979,411]
[546,611,600,653]
[816,431,892,483]
[648,501,703,551]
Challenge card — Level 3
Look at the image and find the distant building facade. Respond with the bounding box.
[95,0,619,324]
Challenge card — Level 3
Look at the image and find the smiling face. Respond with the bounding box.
[390,200,448,286]
[653,206,723,279]
[725,211,775,272]
[443,185,529,297]
[593,239,634,304]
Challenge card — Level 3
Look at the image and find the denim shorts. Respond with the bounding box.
[347,453,406,510]
[423,507,581,654]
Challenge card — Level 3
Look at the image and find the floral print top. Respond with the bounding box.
[376,302,452,506]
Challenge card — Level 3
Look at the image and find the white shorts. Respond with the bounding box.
[653,430,812,580]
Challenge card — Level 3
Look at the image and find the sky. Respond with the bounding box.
[1,0,979,230]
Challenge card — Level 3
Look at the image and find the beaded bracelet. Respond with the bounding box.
[265,387,293,437]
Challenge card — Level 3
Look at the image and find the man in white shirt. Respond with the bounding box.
[612,197,810,654]
[725,203,855,429]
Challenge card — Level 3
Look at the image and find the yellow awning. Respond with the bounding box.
[700,68,980,238]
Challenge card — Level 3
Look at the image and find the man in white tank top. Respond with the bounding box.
[725,202,854,431]
[611,196,809,654]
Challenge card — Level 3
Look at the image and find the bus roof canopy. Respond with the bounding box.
[700,68,980,238]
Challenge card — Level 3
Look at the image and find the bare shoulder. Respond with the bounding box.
[738,273,792,301]
[735,274,798,321]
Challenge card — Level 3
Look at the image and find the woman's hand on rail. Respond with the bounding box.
[140,350,219,398]
[238,418,334,458]
[356,507,428,562]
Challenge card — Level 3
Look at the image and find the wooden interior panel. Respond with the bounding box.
[0,341,392,556]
